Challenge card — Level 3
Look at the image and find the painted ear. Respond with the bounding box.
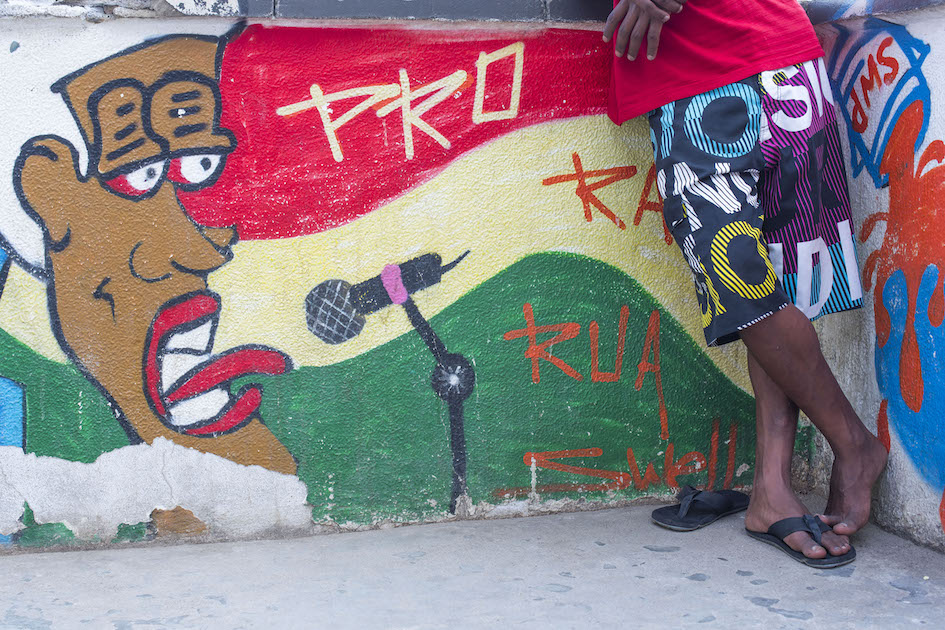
[13,135,85,249]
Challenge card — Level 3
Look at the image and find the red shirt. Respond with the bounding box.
[608,0,825,123]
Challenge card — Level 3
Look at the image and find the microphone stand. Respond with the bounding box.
[401,298,475,515]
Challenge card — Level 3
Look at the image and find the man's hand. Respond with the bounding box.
[602,0,686,61]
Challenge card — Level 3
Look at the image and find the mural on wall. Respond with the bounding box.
[0,23,761,546]
[822,16,945,533]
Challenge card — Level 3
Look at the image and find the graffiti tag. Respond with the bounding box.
[504,305,669,439]
[277,42,525,161]
[829,18,931,187]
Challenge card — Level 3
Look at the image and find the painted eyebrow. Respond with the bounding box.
[114,123,137,141]
[106,137,147,162]
[171,90,202,103]
[173,123,208,138]
[169,106,202,117]
[116,102,135,116]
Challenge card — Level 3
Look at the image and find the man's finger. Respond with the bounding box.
[626,12,650,61]
[645,19,664,61]
[652,0,684,13]
[637,0,671,22]
[614,5,640,57]
[603,0,630,43]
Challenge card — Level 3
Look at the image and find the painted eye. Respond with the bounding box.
[104,160,166,196]
[124,160,166,191]
[169,154,223,186]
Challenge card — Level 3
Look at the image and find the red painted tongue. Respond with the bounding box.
[185,386,263,436]
[165,347,288,403]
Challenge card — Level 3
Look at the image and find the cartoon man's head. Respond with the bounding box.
[13,36,295,474]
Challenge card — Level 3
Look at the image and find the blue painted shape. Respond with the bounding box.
[1,247,24,449]
[876,267,945,491]
[827,18,930,189]
[0,247,7,299]
[806,1,945,24]
[0,377,25,448]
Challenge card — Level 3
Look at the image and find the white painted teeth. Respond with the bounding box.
[160,352,207,391]
[159,313,228,429]
[165,320,213,353]
[167,389,229,426]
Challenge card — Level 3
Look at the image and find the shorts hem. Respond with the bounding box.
[706,301,790,347]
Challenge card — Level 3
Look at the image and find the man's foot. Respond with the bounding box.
[745,484,851,559]
[822,434,888,536]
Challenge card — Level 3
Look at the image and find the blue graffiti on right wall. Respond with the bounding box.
[824,15,945,532]
[828,18,930,187]
[878,268,945,490]
[807,0,945,25]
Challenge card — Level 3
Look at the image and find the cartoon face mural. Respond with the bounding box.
[12,35,296,474]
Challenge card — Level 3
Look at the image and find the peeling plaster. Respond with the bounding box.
[169,0,241,17]
[0,438,313,540]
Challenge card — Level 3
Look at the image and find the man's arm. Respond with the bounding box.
[602,0,686,61]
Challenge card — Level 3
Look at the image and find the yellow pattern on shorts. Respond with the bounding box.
[709,221,777,300]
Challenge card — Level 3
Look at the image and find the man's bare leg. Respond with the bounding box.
[743,353,852,558]
[739,304,887,536]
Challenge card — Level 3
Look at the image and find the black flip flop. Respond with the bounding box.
[746,514,856,569]
[651,485,750,531]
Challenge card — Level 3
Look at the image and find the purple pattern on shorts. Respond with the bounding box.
[759,60,854,277]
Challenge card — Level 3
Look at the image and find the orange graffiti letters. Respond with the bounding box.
[634,163,673,244]
[504,305,666,416]
[635,309,669,440]
[590,305,629,383]
[502,303,583,383]
[493,420,739,498]
[542,153,637,229]
[851,37,901,134]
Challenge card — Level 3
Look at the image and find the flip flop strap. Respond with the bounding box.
[676,486,732,518]
[767,515,830,545]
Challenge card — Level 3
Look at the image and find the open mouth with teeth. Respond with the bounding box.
[144,291,291,437]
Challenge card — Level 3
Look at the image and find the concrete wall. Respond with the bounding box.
[0,0,941,552]
[814,1,945,552]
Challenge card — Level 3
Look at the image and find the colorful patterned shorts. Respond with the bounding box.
[647,58,863,346]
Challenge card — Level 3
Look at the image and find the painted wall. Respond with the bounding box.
[813,1,945,551]
[0,19,762,549]
[1,0,943,553]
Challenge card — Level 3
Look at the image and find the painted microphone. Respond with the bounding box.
[305,251,470,345]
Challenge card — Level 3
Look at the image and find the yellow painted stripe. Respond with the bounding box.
[0,115,752,393]
[208,115,751,391]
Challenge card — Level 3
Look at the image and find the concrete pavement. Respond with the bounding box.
[0,496,943,629]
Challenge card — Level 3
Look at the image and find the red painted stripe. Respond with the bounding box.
[877,399,892,453]
[707,418,720,491]
[940,489,945,536]
[179,25,610,239]
[723,422,737,490]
